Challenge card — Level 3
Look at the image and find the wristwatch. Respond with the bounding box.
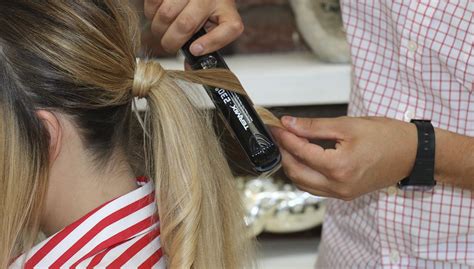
[398,120,437,191]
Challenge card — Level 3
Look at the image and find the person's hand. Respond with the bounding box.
[144,0,243,55]
[271,116,418,200]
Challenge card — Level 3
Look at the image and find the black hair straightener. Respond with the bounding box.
[181,28,281,173]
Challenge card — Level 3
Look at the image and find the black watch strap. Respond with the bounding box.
[398,120,436,190]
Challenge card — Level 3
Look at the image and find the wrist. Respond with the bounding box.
[434,128,445,182]
[434,127,461,184]
[401,120,418,179]
[399,120,437,190]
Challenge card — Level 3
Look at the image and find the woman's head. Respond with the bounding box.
[0,0,138,155]
[0,1,254,268]
[0,0,139,263]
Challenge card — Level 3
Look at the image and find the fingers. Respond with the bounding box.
[203,20,218,32]
[160,0,211,53]
[280,149,332,196]
[150,0,189,50]
[190,7,244,55]
[281,148,358,201]
[145,0,243,55]
[144,0,163,20]
[281,116,347,140]
[272,127,337,175]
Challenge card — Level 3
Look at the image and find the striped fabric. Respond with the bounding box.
[11,178,164,269]
[316,1,473,268]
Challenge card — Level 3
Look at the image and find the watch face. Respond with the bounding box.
[399,185,435,192]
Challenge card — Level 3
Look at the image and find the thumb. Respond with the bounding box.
[281,116,345,140]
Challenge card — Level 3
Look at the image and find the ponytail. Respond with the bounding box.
[133,60,263,268]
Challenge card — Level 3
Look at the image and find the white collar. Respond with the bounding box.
[11,179,161,268]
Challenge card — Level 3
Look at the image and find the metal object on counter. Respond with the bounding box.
[237,177,326,236]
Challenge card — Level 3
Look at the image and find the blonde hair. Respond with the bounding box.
[0,1,280,268]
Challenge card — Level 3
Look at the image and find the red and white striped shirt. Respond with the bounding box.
[317,1,473,268]
[11,178,164,269]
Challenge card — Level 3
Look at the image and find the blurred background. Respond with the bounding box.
[135,0,351,268]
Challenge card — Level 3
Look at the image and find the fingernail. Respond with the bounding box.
[190,43,204,56]
[282,116,296,128]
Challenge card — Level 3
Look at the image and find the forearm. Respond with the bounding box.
[435,128,474,190]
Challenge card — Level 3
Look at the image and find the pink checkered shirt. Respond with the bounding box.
[316,1,474,268]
